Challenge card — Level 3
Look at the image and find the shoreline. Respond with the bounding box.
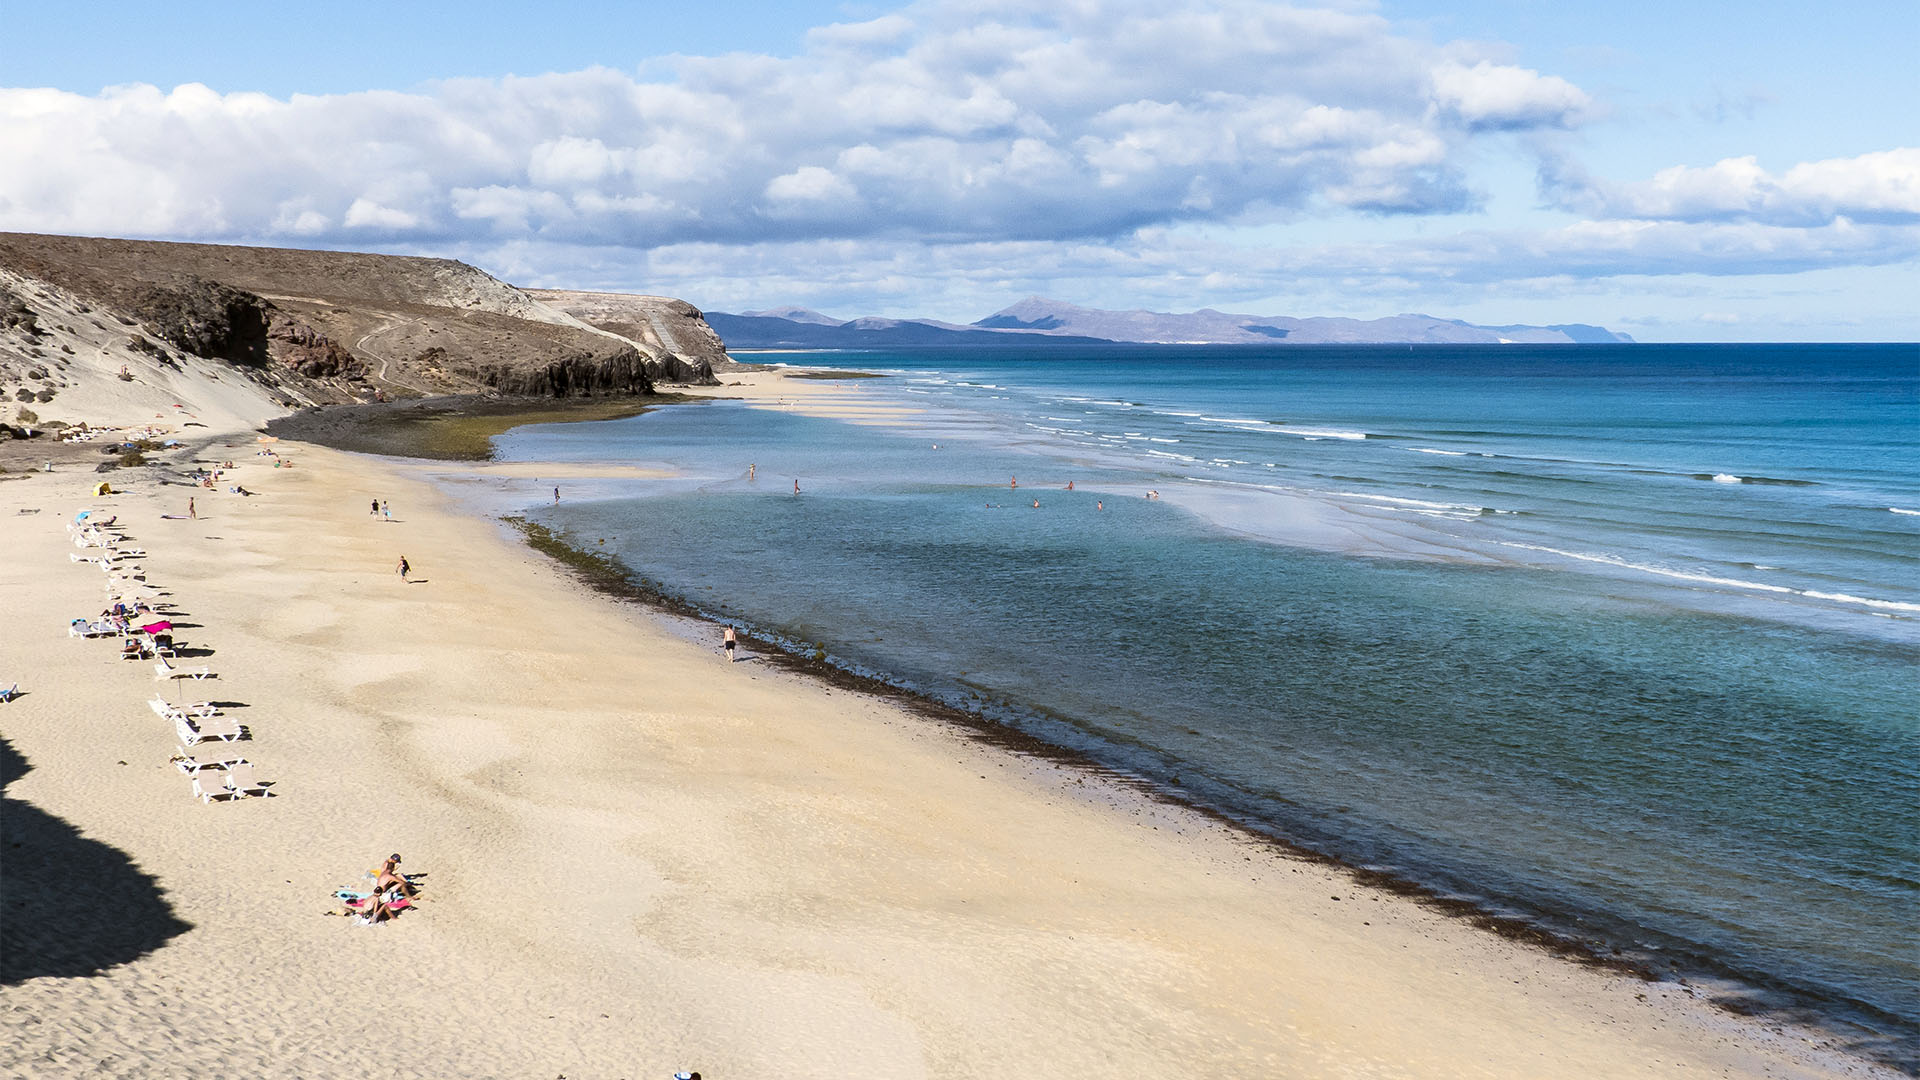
[1,402,1901,1076]
[287,371,1914,1068]
[496,451,1915,1069]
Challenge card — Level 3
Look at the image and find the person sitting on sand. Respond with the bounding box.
[356,888,396,924]
[378,853,416,898]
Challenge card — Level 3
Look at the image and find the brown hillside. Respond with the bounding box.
[0,234,723,421]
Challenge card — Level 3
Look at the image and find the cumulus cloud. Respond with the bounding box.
[1429,61,1591,131]
[1554,148,1920,226]
[0,0,1590,249]
[449,211,1919,323]
[2,0,1908,323]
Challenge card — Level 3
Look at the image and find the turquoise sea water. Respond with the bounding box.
[496,344,1919,1058]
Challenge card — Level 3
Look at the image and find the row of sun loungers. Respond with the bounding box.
[63,505,273,801]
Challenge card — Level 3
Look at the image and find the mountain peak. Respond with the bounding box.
[742,306,841,325]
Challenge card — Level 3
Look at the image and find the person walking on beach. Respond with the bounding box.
[723,625,738,661]
[370,499,379,516]
[187,497,196,520]
[396,555,410,580]
[381,500,391,522]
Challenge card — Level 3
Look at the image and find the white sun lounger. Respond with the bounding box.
[192,772,230,803]
[155,659,211,681]
[225,761,267,798]
[172,752,245,774]
[150,695,218,721]
[174,713,242,745]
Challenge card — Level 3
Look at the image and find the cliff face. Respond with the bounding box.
[523,290,729,384]
[0,233,732,428]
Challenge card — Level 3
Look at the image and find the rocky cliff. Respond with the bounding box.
[0,233,730,429]
[524,290,730,384]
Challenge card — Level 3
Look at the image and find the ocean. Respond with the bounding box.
[492,343,1919,1057]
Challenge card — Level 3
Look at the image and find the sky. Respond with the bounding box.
[1,0,1915,340]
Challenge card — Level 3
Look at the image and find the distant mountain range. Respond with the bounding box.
[709,297,1632,348]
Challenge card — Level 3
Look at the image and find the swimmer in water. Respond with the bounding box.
[1032,499,1040,508]
[1010,476,1017,489]
[1066,480,1074,490]
[1097,500,1104,510]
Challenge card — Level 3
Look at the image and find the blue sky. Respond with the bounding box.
[2,0,1915,339]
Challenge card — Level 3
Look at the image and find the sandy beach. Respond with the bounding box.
[0,400,1895,1078]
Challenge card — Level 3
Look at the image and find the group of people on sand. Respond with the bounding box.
[341,853,419,925]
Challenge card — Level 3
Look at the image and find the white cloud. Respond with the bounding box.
[765,165,858,203]
[527,136,618,186]
[0,0,1908,328]
[453,212,1919,324]
[1429,61,1591,131]
[0,0,1589,248]
[342,198,418,230]
[1566,148,1920,225]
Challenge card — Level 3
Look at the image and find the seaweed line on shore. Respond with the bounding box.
[504,514,1655,967]
[507,514,1920,1072]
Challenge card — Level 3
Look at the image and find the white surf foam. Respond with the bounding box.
[1495,542,1920,614]
[1891,507,1920,516]
[1277,427,1369,440]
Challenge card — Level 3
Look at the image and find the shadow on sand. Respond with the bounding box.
[0,738,192,984]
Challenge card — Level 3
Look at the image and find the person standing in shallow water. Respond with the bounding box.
[723,625,738,661]
[553,486,560,505]
[793,479,801,495]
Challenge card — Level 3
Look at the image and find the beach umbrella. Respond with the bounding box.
[74,509,93,522]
